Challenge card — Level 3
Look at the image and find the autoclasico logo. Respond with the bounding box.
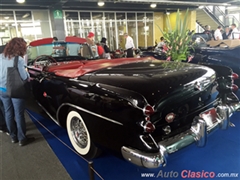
[181,170,215,178]
[156,170,215,178]
[141,170,239,178]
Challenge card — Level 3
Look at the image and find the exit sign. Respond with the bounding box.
[53,10,63,19]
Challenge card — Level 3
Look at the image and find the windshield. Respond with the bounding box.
[27,42,82,60]
[27,42,93,63]
[24,36,94,65]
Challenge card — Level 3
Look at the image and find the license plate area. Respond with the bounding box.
[199,108,218,127]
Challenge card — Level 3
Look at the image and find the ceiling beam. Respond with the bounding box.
[120,0,231,6]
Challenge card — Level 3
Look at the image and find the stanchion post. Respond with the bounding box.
[88,161,94,180]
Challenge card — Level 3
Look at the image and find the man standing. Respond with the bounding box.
[124,33,135,58]
[222,26,231,40]
[86,32,99,58]
[214,26,223,40]
[203,25,213,41]
[229,23,239,39]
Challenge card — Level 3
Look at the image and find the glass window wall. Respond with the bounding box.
[0,11,15,45]
[0,10,51,45]
[64,11,154,51]
[15,11,32,21]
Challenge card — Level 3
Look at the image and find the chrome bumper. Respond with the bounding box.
[121,101,240,168]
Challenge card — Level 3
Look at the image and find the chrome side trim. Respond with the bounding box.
[37,102,60,126]
[57,103,123,126]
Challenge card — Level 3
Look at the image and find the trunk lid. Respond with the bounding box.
[88,60,216,106]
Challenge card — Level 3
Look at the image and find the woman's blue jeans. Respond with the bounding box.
[0,92,26,141]
[0,99,6,129]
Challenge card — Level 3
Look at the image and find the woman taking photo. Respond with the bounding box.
[0,37,35,146]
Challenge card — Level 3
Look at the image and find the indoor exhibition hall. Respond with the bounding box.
[0,0,240,180]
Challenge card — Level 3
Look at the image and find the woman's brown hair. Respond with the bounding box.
[3,37,27,59]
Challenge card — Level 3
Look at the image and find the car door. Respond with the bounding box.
[28,66,68,117]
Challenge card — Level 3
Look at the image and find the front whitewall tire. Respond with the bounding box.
[66,110,91,155]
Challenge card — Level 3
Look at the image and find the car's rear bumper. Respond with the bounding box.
[121,101,240,168]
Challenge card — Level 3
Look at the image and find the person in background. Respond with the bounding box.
[66,35,82,56]
[52,36,59,55]
[52,36,67,57]
[155,37,165,50]
[0,37,35,146]
[100,37,111,59]
[52,37,58,42]
[203,25,214,41]
[124,33,135,58]
[214,26,223,40]
[86,32,99,58]
[66,43,82,56]
[229,23,239,39]
[222,26,231,40]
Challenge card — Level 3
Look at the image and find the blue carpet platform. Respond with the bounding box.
[27,91,240,180]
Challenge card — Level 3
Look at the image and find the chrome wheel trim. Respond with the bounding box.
[70,116,88,148]
[66,110,91,155]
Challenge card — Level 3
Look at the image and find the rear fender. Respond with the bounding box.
[200,63,232,77]
[202,64,239,103]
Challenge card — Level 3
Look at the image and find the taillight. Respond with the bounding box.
[145,116,150,121]
[165,113,176,123]
[231,84,239,92]
[143,104,154,116]
[231,73,239,80]
[143,121,155,133]
[141,104,155,133]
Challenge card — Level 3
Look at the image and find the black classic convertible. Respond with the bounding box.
[27,37,240,168]
[191,39,240,87]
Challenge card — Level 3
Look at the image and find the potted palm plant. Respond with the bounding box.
[158,9,194,62]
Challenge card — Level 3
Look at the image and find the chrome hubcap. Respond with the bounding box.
[70,117,88,148]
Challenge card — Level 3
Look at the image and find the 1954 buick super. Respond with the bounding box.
[27,37,240,168]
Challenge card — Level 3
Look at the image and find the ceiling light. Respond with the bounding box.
[16,0,25,3]
[198,6,204,9]
[150,3,157,8]
[4,16,9,19]
[166,12,170,15]
[22,13,30,18]
[98,1,105,6]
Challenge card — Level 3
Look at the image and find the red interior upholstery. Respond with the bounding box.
[46,61,84,72]
[47,57,154,78]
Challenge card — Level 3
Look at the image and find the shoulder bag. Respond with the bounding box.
[6,56,30,99]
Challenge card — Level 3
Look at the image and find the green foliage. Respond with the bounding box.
[157,9,194,62]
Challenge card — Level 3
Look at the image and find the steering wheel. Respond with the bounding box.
[33,55,57,68]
